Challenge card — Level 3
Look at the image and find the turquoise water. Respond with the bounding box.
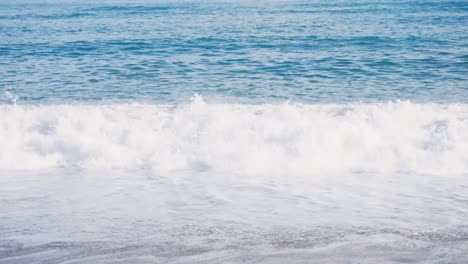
[1,1,468,263]
[1,0,467,103]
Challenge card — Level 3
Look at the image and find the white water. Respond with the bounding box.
[1,97,468,263]
[1,96,468,175]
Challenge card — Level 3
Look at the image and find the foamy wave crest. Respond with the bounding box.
[1,96,468,174]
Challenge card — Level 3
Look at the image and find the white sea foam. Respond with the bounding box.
[1,95,468,174]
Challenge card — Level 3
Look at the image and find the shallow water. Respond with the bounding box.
[1,168,468,264]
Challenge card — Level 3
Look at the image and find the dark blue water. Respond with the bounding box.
[1,0,467,103]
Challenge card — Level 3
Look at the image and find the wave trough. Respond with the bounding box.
[1,96,468,175]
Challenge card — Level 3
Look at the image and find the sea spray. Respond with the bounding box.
[1,98,467,175]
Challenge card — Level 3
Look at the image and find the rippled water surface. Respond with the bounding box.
[1,0,467,103]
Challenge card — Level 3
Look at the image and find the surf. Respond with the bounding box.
[1,95,467,175]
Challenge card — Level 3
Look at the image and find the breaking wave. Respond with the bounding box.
[1,95,468,175]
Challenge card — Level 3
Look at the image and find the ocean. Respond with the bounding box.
[1,0,468,263]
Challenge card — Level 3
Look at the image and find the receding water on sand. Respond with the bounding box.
[1,167,467,263]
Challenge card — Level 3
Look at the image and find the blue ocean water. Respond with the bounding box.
[1,1,468,263]
[0,0,467,103]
